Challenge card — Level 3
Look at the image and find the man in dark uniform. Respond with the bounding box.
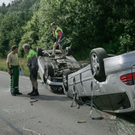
[6,45,22,96]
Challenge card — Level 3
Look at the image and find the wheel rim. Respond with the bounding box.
[91,53,100,74]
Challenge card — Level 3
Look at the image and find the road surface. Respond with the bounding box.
[0,71,135,135]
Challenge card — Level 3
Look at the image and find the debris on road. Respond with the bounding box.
[30,98,38,106]
[77,120,86,123]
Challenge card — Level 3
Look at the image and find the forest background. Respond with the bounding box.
[0,0,135,60]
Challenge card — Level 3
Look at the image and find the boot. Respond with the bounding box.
[30,89,39,96]
[28,87,35,95]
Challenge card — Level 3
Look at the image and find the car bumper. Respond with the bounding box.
[47,77,63,87]
[47,79,63,86]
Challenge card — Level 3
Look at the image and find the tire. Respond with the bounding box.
[62,69,71,96]
[44,64,54,83]
[90,48,108,81]
[66,47,72,56]
[37,47,43,56]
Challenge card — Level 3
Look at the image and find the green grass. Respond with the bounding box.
[19,59,30,76]
[0,58,29,76]
[0,59,8,72]
[0,58,89,78]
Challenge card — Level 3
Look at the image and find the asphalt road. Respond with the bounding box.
[0,71,135,135]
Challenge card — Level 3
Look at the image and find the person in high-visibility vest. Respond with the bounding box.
[23,43,39,96]
[6,45,22,96]
[50,22,66,59]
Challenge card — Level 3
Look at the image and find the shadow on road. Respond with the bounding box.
[18,94,71,102]
[32,95,71,102]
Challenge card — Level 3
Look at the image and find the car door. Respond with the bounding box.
[79,66,93,96]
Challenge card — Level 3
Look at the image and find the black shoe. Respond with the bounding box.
[28,91,35,95]
[11,93,16,96]
[16,92,22,95]
[30,92,39,96]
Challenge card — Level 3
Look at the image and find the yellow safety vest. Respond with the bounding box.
[27,49,37,62]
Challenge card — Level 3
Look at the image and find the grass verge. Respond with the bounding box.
[0,58,89,78]
[0,58,29,76]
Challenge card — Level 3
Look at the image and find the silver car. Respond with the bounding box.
[63,48,135,113]
[37,47,81,93]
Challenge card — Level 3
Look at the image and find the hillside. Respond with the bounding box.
[0,0,135,60]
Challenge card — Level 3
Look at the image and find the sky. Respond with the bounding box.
[0,0,13,6]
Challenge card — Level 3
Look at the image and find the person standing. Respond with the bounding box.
[50,22,66,58]
[22,43,39,96]
[6,45,22,96]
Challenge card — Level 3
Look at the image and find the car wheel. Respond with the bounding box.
[37,47,43,56]
[44,64,54,83]
[66,47,72,56]
[90,48,108,81]
[62,69,71,96]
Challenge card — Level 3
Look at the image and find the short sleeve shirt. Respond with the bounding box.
[7,52,19,66]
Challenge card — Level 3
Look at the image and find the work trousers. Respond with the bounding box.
[10,65,19,94]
